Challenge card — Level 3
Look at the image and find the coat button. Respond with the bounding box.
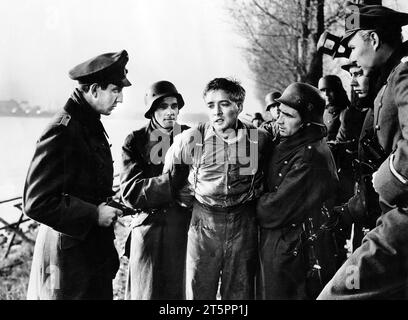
[308,146,312,149]
[278,173,282,177]
[375,125,380,130]
[284,161,288,165]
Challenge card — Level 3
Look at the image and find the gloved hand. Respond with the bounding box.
[168,163,190,193]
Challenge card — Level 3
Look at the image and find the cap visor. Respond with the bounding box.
[340,29,358,46]
[121,78,132,87]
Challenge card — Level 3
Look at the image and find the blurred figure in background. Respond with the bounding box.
[261,91,281,138]
[252,112,265,128]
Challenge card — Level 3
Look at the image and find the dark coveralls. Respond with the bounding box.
[165,121,270,299]
[25,89,119,300]
[256,125,340,299]
[120,121,191,300]
[318,43,408,300]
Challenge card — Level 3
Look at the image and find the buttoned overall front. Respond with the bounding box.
[166,121,270,299]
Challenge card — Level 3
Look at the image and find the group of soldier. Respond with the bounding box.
[22,2,408,300]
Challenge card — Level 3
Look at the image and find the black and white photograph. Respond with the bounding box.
[1,0,408,311]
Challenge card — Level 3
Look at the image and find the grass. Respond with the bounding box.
[0,217,131,300]
[0,234,34,300]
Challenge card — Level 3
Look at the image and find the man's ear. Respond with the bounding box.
[89,83,99,98]
[237,103,243,114]
[370,31,380,51]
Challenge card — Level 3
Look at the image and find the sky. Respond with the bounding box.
[1,0,408,120]
[0,0,259,118]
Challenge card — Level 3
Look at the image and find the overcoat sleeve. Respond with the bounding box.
[23,119,98,240]
[373,65,408,206]
[257,156,319,229]
[120,132,173,209]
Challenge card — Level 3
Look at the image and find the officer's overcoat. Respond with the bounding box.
[24,91,119,299]
[120,121,191,300]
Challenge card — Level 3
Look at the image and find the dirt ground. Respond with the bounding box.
[0,217,131,300]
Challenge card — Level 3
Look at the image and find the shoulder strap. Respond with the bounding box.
[192,122,206,164]
[191,122,206,193]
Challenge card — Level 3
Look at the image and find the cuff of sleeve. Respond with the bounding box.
[345,191,368,225]
[60,195,99,240]
[373,155,408,206]
[337,204,353,227]
[146,172,173,207]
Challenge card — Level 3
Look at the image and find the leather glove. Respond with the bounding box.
[169,163,190,194]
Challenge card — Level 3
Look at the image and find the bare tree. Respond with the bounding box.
[227,0,347,105]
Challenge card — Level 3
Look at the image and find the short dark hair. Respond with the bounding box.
[203,77,246,105]
[359,27,403,48]
[79,82,111,93]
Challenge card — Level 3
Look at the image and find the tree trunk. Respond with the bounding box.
[305,0,324,86]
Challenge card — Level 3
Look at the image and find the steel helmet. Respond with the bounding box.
[144,80,185,119]
[265,91,281,111]
[318,75,343,92]
[275,82,325,125]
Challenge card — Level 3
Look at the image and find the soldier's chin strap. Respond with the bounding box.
[151,114,174,135]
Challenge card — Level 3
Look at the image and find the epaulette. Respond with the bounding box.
[58,114,71,127]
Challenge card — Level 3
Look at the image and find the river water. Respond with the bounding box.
[0,116,160,199]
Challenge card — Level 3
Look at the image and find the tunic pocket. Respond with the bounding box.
[59,233,82,250]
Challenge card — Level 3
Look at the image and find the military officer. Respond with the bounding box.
[318,4,408,299]
[24,50,132,299]
[120,81,191,300]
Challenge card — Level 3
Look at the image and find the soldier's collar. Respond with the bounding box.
[374,41,408,92]
[69,88,101,122]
